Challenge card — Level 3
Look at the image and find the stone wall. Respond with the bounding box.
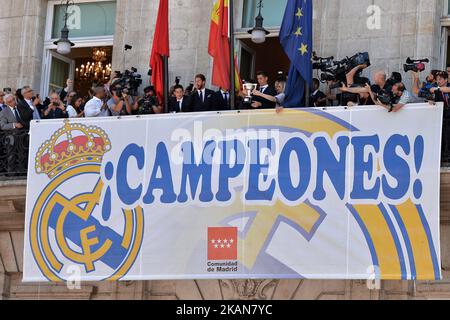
[0,0,445,93]
[0,0,47,91]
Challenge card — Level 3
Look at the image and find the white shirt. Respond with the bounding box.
[66,105,78,118]
[8,105,18,128]
[84,97,109,118]
[25,99,35,111]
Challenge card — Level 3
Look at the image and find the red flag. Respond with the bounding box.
[208,0,231,91]
[150,0,169,104]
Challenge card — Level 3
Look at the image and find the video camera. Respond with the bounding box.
[112,67,143,97]
[404,57,429,73]
[313,52,371,86]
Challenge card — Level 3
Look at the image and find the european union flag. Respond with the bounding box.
[280,0,313,108]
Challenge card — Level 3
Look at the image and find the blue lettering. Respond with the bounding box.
[278,137,311,202]
[382,135,411,200]
[245,139,276,201]
[143,143,177,204]
[314,136,350,201]
[178,141,216,203]
[117,144,145,206]
[351,135,380,200]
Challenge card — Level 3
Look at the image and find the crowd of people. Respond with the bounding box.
[1,64,449,133]
[1,63,450,175]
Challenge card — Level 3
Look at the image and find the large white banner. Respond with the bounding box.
[23,104,443,282]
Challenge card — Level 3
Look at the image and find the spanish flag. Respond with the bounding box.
[208,0,242,91]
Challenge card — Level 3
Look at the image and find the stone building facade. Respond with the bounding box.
[1,0,450,300]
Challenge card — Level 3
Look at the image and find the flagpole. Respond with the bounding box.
[163,55,169,113]
[229,0,236,110]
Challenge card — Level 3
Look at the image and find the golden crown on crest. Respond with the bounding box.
[35,122,111,178]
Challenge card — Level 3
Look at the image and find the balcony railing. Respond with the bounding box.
[0,130,29,180]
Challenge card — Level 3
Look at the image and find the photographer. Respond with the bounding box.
[133,86,162,115]
[341,70,392,96]
[107,85,134,116]
[43,93,68,119]
[371,82,420,113]
[412,70,438,98]
[430,71,450,109]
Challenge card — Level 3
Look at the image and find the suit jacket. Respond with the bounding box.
[43,107,68,120]
[213,91,231,111]
[189,89,215,112]
[169,96,192,113]
[16,100,34,129]
[0,107,22,131]
[251,86,277,109]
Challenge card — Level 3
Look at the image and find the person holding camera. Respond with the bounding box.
[411,70,439,99]
[430,71,450,109]
[133,86,162,115]
[372,82,420,112]
[169,85,191,113]
[107,85,134,116]
[43,93,68,119]
[341,70,392,99]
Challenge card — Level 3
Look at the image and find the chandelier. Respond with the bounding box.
[75,47,112,82]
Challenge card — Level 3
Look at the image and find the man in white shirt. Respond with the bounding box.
[84,87,110,118]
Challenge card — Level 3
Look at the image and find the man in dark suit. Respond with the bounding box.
[17,86,40,127]
[189,74,215,112]
[43,93,69,119]
[213,88,231,111]
[169,85,191,113]
[250,71,277,109]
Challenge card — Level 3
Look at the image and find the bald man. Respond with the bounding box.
[341,70,393,100]
[84,87,110,118]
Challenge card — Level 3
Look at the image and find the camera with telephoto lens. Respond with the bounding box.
[112,67,143,97]
[137,96,158,115]
[404,57,429,73]
[137,86,158,115]
[418,87,436,101]
[375,90,394,105]
[313,52,371,86]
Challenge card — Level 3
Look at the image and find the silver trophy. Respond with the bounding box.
[243,83,258,104]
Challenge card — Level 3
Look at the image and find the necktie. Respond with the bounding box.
[14,108,22,122]
[199,91,204,103]
[224,92,228,103]
[179,101,182,112]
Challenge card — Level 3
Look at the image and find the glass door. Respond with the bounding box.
[42,51,75,96]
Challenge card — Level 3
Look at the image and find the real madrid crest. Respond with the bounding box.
[29,122,144,282]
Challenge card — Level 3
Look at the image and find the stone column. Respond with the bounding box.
[0,0,47,91]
